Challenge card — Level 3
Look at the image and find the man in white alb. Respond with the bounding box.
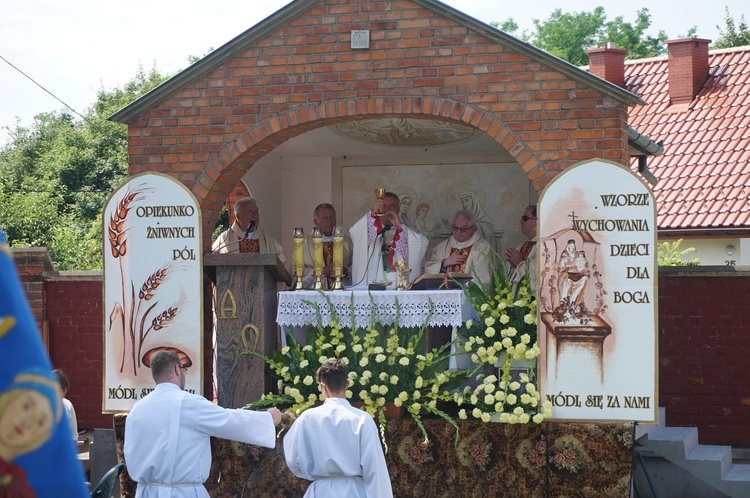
[212,197,285,263]
[349,191,427,288]
[124,350,281,498]
[284,359,393,498]
[424,210,494,289]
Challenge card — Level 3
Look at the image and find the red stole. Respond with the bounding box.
[239,239,260,254]
[446,246,472,273]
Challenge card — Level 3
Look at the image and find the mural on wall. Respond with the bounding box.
[342,163,532,262]
[537,159,657,422]
[332,118,479,147]
[102,173,203,412]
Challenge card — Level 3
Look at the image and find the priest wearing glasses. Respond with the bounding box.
[504,204,538,292]
[424,210,494,289]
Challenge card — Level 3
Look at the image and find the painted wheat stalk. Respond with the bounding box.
[138,296,184,365]
[135,264,181,365]
[107,185,148,374]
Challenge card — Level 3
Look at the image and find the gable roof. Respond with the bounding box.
[109,0,645,124]
[625,46,750,233]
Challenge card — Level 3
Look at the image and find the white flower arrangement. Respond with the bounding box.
[455,254,553,423]
[244,294,473,445]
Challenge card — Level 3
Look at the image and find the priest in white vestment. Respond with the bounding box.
[212,197,286,263]
[210,196,285,398]
[299,203,353,289]
[284,359,393,498]
[349,192,427,288]
[424,210,494,289]
[504,205,538,293]
[124,350,281,498]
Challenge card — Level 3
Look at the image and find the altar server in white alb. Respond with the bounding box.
[212,197,286,263]
[124,350,281,498]
[284,359,393,498]
[424,210,494,289]
[350,191,427,288]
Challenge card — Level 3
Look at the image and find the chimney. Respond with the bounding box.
[666,38,711,104]
[586,42,627,88]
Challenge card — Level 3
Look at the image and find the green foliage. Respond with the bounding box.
[657,238,699,266]
[713,7,750,49]
[602,9,668,60]
[495,7,668,65]
[0,65,170,270]
[212,206,229,243]
[531,7,609,66]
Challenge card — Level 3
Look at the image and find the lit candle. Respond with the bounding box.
[333,226,344,271]
[293,227,304,273]
[311,227,324,272]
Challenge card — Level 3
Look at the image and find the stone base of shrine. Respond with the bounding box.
[114,414,634,497]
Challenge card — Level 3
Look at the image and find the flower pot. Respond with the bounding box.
[382,402,405,420]
[494,354,536,384]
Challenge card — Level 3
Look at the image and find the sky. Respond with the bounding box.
[1,0,748,145]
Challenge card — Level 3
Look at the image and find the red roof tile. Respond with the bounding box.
[625,47,750,231]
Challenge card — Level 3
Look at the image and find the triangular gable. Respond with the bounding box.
[110,0,645,123]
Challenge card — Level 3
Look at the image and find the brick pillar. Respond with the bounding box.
[11,248,55,349]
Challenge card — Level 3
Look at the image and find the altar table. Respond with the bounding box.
[277,289,473,328]
[276,289,476,369]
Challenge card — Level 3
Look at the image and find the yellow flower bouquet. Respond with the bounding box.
[243,294,474,444]
[454,256,552,423]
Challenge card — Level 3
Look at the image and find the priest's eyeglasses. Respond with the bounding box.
[521,215,537,222]
[180,366,188,374]
[451,225,475,233]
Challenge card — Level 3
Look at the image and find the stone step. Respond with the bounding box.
[635,407,750,498]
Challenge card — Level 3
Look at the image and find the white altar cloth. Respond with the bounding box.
[277,290,476,370]
[277,290,472,329]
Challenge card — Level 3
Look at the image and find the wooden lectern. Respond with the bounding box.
[204,253,291,408]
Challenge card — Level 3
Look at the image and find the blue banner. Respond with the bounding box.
[0,229,89,497]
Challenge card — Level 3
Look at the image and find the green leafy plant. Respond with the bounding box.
[657,238,699,266]
[454,256,551,423]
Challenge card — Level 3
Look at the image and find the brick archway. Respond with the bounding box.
[195,97,547,249]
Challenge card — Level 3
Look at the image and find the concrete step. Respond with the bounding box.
[635,407,750,498]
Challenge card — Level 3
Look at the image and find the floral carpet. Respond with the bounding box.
[115,414,634,497]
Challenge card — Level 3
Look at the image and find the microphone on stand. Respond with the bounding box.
[377,224,393,237]
[244,220,256,239]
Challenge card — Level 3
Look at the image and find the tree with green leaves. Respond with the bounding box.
[713,7,750,49]
[0,65,169,270]
[495,7,669,65]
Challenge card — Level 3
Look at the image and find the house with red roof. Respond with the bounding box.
[588,39,750,267]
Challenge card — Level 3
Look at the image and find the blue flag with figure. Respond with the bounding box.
[0,229,89,497]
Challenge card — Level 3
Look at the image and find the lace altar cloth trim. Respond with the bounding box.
[277,290,470,328]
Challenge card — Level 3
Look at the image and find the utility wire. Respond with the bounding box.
[1,54,92,125]
[0,54,128,151]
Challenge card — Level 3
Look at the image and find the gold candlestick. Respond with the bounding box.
[292,227,305,290]
[311,227,323,289]
[331,226,345,290]
[293,267,305,290]
[313,268,324,290]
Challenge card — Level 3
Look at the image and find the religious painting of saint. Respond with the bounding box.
[537,159,657,423]
[459,190,495,248]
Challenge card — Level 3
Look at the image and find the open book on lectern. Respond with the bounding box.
[409,272,472,290]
